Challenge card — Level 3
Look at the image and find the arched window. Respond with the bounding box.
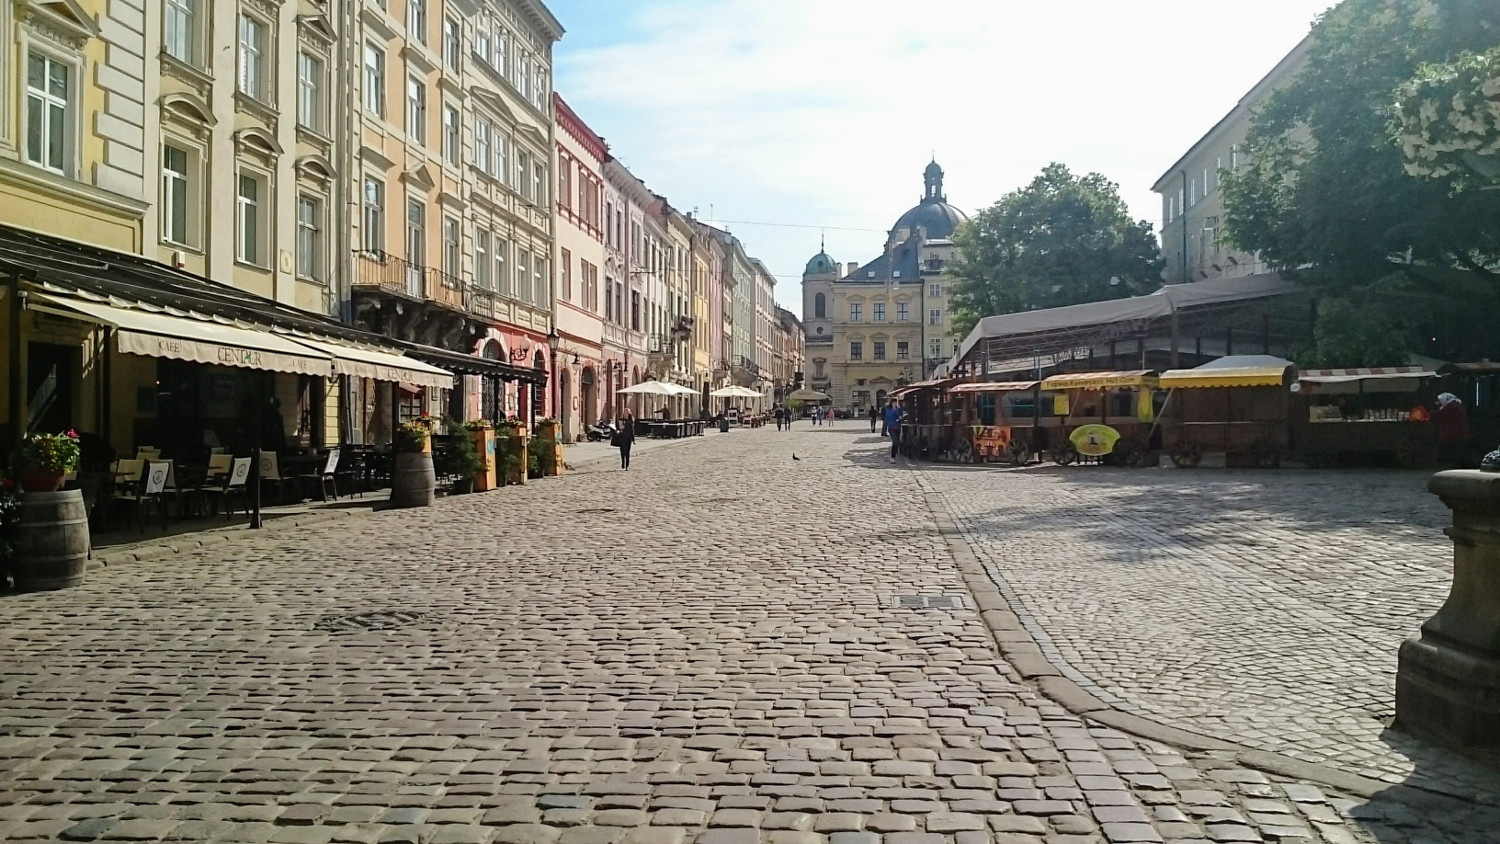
[814,292,826,319]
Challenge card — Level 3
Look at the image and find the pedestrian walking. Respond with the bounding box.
[884,399,904,463]
[1434,392,1472,467]
[773,404,783,431]
[613,410,636,470]
[868,406,879,433]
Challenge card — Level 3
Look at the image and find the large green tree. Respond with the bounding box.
[1222,0,1500,289]
[946,163,1163,337]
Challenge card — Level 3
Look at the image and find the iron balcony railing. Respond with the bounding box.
[736,355,760,376]
[354,250,471,313]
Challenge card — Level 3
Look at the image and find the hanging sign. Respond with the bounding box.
[1069,424,1120,457]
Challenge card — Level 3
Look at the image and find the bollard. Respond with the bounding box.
[1395,470,1500,746]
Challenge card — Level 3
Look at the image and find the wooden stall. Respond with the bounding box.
[1038,371,1160,467]
[1157,356,1294,468]
[938,381,1067,465]
[1289,366,1440,468]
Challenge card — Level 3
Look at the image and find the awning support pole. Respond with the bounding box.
[249,373,263,530]
[7,278,25,448]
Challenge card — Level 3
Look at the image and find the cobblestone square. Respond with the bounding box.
[1,428,1496,843]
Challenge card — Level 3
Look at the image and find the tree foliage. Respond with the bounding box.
[1222,0,1500,290]
[945,163,1163,338]
[1290,297,1417,368]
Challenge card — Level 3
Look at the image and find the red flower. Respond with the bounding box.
[2,478,14,490]
[66,429,78,438]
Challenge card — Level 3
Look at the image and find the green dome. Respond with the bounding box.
[804,251,839,275]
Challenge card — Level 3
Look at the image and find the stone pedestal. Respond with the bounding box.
[1395,470,1500,747]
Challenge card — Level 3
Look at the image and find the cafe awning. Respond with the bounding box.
[1041,371,1157,390]
[285,335,453,389]
[28,292,331,376]
[949,381,1041,394]
[1295,366,1437,395]
[1160,355,1294,389]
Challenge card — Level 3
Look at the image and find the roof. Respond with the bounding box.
[950,273,1306,370]
[890,199,967,240]
[840,236,921,283]
[949,381,1040,394]
[1042,371,1158,390]
[1160,355,1294,389]
[804,251,839,275]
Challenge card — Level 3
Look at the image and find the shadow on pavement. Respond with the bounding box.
[1344,735,1500,842]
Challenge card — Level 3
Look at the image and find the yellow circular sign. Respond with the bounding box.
[1069,424,1120,457]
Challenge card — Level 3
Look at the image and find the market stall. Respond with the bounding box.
[1157,356,1294,468]
[1038,371,1160,467]
[1290,366,1440,468]
[940,381,1064,465]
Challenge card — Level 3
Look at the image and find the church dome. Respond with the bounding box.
[804,250,839,275]
[891,159,967,240]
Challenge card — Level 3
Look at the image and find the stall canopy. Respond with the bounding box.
[28,292,332,376]
[1041,371,1158,390]
[1159,355,1294,389]
[285,335,453,389]
[948,381,1040,394]
[1295,366,1438,394]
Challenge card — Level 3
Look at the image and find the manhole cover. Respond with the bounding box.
[891,595,966,611]
[577,507,616,515]
[314,610,428,633]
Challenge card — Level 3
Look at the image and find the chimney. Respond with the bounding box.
[847,262,859,276]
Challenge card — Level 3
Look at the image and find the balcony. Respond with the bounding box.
[351,250,485,351]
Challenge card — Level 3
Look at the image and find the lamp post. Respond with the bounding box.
[547,327,559,421]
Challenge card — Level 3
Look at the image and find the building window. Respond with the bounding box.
[928,282,941,297]
[516,149,530,199]
[1203,167,1211,195]
[25,53,71,174]
[297,53,323,132]
[849,302,862,322]
[496,27,509,76]
[516,248,531,303]
[849,341,863,361]
[406,200,426,268]
[475,229,491,289]
[296,195,322,281]
[534,162,546,207]
[406,77,426,143]
[165,0,197,65]
[953,339,961,355]
[873,341,886,360]
[930,338,942,359]
[814,292,826,318]
[896,302,908,322]
[534,256,547,305]
[582,261,598,312]
[236,172,264,265]
[407,0,426,43]
[604,279,614,321]
[1178,187,1185,213]
[631,291,641,331]
[558,155,572,210]
[495,134,509,185]
[897,341,909,360]
[162,144,191,246]
[363,44,384,117]
[474,118,491,175]
[560,248,572,301]
[928,309,941,325]
[443,17,462,70]
[442,105,460,165]
[237,14,267,100]
[362,177,384,252]
[495,236,509,296]
[1231,144,1239,172]
[443,216,459,279]
[873,302,885,322]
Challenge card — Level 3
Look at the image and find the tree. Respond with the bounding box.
[1222,0,1500,290]
[1291,297,1417,368]
[946,163,1163,337]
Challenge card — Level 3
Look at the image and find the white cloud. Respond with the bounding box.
[555,0,1334,315]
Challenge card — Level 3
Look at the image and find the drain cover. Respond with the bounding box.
[891,595,966,611]
[314,610,428,633]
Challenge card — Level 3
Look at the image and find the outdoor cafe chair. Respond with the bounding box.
[294,448,340,502]
[258,452,285,504]
[115,460,171,533]
[203,457,252,519]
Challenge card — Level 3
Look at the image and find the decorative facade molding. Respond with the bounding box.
[15,0,98,51]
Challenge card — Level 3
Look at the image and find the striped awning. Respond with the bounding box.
[1041,371,1157,390]
[948,381,1041,394]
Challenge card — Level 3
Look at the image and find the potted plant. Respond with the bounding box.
[534,417,561,476]
[13,430,81,492]
[435,416,484,494]
[389,416,435,508]
[0,477,19,590]
[495,419,528,485]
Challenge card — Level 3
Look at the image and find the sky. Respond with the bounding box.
[545,0,1335,318]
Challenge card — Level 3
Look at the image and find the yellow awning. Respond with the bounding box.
[1159,366,1290,388]
[1041,371,1157,390]
[29,293,332,376]
[949,381,1040,394]
[284,336,454,389]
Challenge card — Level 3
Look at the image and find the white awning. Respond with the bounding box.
[29,293,331,376]
[285,336,454,389]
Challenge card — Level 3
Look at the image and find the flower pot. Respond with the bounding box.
[18,468,66,493]
[389,451,435,508]
[12,490,90,591]
[451,477,474,495]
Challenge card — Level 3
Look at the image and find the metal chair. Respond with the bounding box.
[258,452,285,504]
[204,457,252,519]
[296,448,340,502]
[115,460,170,533]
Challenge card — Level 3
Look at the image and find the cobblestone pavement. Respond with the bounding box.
[921,463,1500,801]
[0,429,1489,843]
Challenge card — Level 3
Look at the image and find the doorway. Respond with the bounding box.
[560,368,572,441]
[581,367,597,428]
[26,342,78,436]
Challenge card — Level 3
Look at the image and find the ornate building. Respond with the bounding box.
[802,161,966,410]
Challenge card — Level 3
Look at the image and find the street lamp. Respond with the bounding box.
[547,327,559,420]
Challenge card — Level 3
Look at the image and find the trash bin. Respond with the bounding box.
[719,417,730,433]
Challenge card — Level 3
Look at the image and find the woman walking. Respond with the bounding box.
[614,410,636,470]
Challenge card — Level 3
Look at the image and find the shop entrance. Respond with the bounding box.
[26,342,78,436]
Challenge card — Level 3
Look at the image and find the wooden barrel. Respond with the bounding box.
[389,452,435,508]
[12,490,90,591]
